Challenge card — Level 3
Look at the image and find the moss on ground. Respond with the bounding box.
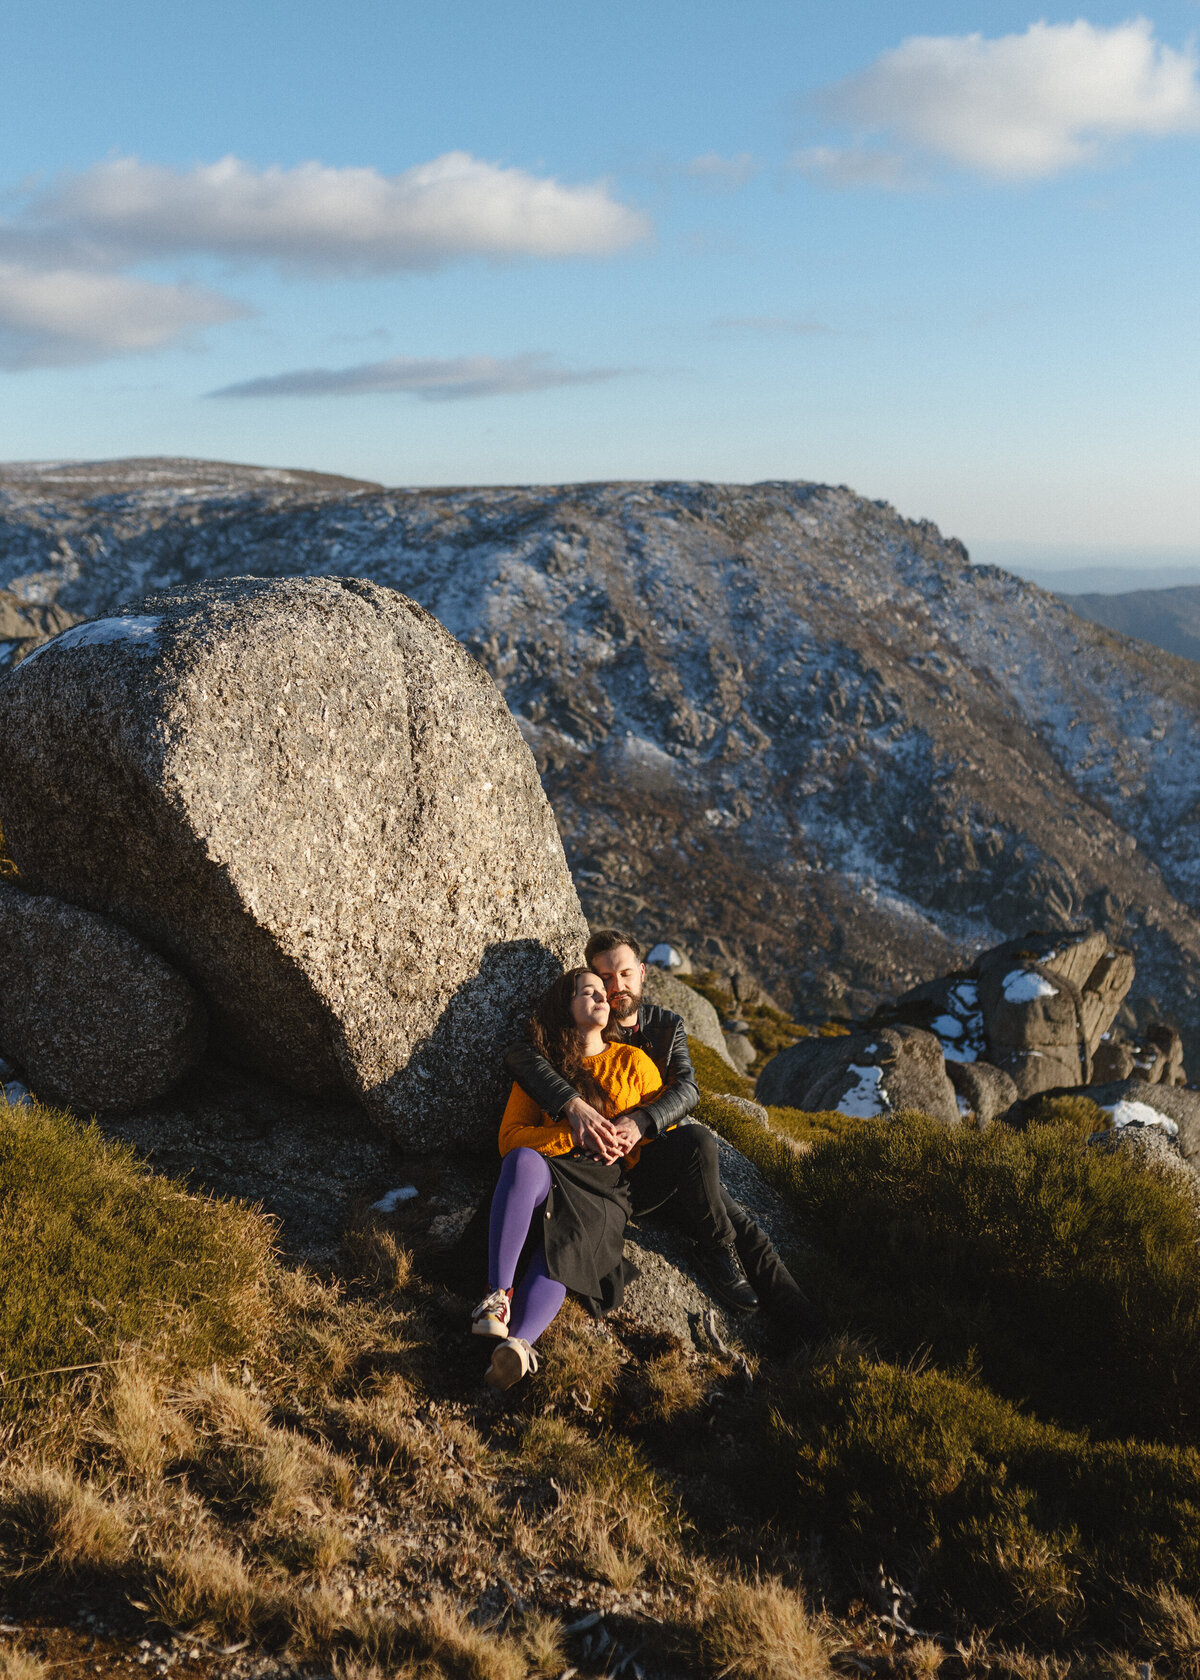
[0,1098,274,1408]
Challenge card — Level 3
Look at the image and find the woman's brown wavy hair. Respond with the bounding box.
[528,966,616,1115]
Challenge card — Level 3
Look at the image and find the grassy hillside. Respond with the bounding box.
[4,1081,1200,1675]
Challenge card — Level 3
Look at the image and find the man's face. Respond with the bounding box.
[591,944,644,1023]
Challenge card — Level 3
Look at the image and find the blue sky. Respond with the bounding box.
[3,1,1200,567]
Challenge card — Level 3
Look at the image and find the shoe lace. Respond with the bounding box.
[473,1288,509,1318]
[521,1340,540,1375]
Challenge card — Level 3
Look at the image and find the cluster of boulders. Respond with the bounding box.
[0,577,587,1144]
[752,926,1200,1169]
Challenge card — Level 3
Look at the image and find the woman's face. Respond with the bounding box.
[570,970,610,1031]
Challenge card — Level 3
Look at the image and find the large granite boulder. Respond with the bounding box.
[755,1025,959,1126]
[976,931,1133,1098]
[1083,1080,1200,1169]
[0,578,587,1147]
[641,965,734,1066]
[0,882,206,1110]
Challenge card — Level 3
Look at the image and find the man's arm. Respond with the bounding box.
[626,1018,700,1139]
[503,1038,578,1117]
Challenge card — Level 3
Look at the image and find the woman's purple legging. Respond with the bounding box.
[488,1147,567,1345]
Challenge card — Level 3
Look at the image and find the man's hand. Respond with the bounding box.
[562,1096,623,1164]
[607,1113,647,1158]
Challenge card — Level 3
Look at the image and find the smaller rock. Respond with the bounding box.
[1092,1034,1137,1083]
[946,1060,1019,1126]
[0,882,207,1112]
[641,966,734,1065]
[755,1026,958,1126]
[645,942,690,973]
[1084,1080,1200,1168]
[719,1094,770,1126]
[724,1032,756,1074]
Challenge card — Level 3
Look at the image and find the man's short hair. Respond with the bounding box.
[584,928,643,966]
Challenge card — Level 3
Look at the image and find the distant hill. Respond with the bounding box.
[5,457,1200,1052]
[1065,586,1200,665]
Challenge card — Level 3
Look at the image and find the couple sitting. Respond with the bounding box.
[472,929,820,1391]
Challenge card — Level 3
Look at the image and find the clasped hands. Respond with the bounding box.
[562,1095,644,1164]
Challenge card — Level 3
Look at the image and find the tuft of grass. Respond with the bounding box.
[697,1575,831,1680]
[639,1345,709,1423]
[147,1542,290,1643]
[530,1300,624,1415]
[0,1100,275,1416]
[0,1463,131,1578]
[1137,1584,1200,1679]
[1022,1094,1110,1141]
[341,1223,413,1292]
[764,1104,864,1147]
[91,1366,193,1483]
[519,1415,678,1588]
[0,1647,48,1680]
[768,1346,1200,1643]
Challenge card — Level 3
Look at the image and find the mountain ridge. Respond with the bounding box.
[4,458,1200,1050]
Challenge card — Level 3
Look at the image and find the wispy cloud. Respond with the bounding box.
[0,262,246,369]
[22,152,649,273]
[686,152,757,189]
[208,351,630,401]
[798,19,1200,186]
[713,314,830,335]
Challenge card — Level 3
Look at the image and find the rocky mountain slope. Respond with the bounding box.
[4,457,1200,1049]
[1066,583,1200,665]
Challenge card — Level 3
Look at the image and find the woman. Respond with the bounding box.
[472,966,662,1391]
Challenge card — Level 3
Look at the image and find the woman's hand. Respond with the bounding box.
[562,1095,623,1163]
[606,1114,645,1157]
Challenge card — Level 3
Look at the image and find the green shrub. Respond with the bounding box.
[1022,1093,1110,1140]
[0,1100,275,1414]
[770,1348,1200,1643]
[764,1104,862,1147]
[748,1109,1200,1442]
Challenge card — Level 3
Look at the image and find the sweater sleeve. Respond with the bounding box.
[497,1080,575,1159]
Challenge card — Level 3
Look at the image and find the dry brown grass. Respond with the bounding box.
[640,1344,709,1423]
[147,1541,290,1643]
[1138,1584,1200,1678]
[0,1646,49,1680]
[531,1300,623,1413]
[697,1575,831,1680]
[342,1223,413,1292]
[0,1462,131,1577]
[90,1366,194,1482]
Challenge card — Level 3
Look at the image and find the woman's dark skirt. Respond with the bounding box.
[447,1150,633,1318]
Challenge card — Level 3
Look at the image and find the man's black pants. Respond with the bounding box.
[629,1122,822,1334]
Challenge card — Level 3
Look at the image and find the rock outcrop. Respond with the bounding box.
[975,932,1133,1098]
[0,578,587,1145]
[0,882,206,1110]
[640,966,734,1066]
[755,1025,959,1126]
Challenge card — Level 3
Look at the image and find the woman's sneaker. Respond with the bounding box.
[485,1337,539,1392]
[471,1288,512,1339]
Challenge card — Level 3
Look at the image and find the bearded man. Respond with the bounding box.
[504,929,822,1336]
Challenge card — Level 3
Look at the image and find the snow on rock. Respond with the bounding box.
[370,1186,419,1213]
[19,615,161,667]
[1002,969,1059,1004]
[1102,1098,1180,1137]
[836,1063,887,1118]
[646,943,685,970]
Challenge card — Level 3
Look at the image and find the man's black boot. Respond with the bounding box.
[692,1237,759,1313]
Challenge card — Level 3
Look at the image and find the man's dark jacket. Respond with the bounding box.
[503,1004,699,1138]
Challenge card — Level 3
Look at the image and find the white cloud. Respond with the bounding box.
[687,152,757,189]
[208,351,629,401]
[0,263,247,369]
[802,18,1200,184]
[30,152,649,272]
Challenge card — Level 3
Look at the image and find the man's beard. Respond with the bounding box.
[606,984,642,1022]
